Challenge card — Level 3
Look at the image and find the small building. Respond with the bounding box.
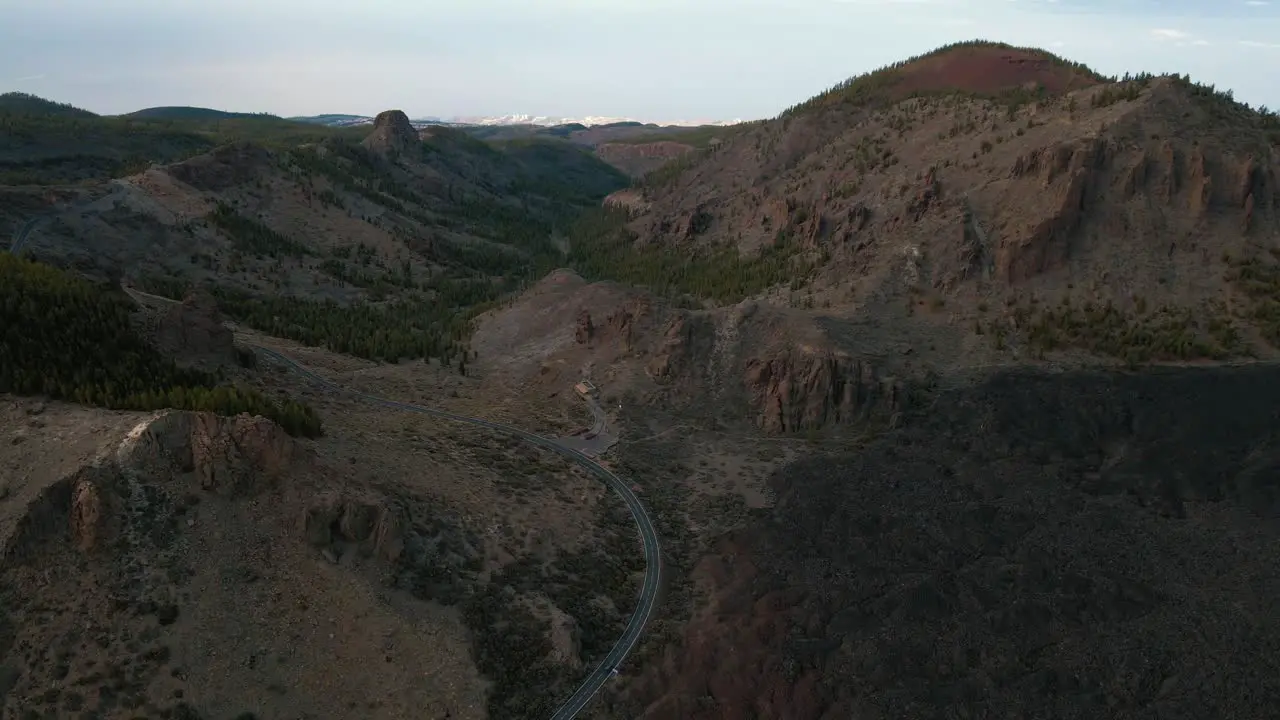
[574,380,597,397]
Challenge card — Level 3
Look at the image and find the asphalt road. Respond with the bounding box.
[249,344,662,720]
[557,392,619,457]
[9,216,41,253]
[8,183,129,255]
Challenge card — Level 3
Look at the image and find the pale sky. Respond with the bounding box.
[2,0,1278,122]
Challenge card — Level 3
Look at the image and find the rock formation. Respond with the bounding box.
[745,349,899,433]
[163,141,272,192]
[3,410,307,562]
[301,491,406,563]
[361,110,421,158]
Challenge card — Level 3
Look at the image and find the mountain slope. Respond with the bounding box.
[459,42,1280,720]
[1,107,645,719]
[0,92,97,118]
[575,46,1280,378]
[7,109,628,367]
[0,94,372,184]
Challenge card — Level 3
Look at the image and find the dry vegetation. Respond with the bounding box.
[6,38,1280,720]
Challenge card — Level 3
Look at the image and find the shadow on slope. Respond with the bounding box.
[634,364,1280,720]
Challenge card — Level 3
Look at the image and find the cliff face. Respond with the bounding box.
[744,349,899,433]
[615,76,1280,331]
[995,128,1279,283]
[3,409,306,562]
[567,293,903,434]
[361,109,421,158]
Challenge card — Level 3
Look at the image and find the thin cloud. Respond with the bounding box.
[1239,39,1280,47]
[1245,1,1269,6]
[13,74,46,82]
[1149,28,1211,48]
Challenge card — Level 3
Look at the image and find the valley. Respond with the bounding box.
[3,38,1280,719]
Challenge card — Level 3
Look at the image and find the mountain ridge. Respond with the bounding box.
[290,113,744,129]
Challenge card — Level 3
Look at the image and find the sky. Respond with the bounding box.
[2,0,1279,122]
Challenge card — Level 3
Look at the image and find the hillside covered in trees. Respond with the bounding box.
[0,252,322,437]
[0,93,368,185]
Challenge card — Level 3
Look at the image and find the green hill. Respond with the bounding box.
[0,251,322,437]
[0,94,365,185]
[0,92,97,118]
[123,106,279,121]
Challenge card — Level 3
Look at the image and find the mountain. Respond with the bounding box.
[0,95,373,185]
[0,91,97,118]
[122,106,281,121]
[6,39,1280,720]
[575,40,1280,377]
[291,112,741,129]
[479,41,1280,440]
[464,41,1280,717]
[2,105,627,365]
[1,101,635,718]
[217,108,742,176]
[290,112,741,177]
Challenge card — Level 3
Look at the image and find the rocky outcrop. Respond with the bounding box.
[68,473,111,552]
[602,188,651,214]
[188,413,297,495]
[1237,155,1274,233]
[4,465,119,562]
[744,349,900,433]
[164,141,272,192]
[574,308,594,345]
[1187,146,1212,216]
[153,289,236,369]
[4,410,305,562]
[999,139,1104,283]
[301,491,405,563]
[362,110,420,158]
[575,299,649,352]
[122,411,299,496]
[646,313,704,380]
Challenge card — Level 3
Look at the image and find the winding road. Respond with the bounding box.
[8,182,129,255]
[9,222,660,716]
[8,216,42,253]
[249,345,661,720]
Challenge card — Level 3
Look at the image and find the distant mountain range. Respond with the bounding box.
[287,113,743,129]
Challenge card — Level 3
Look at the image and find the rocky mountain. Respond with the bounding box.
[462,42,1280,720]
[526,42,1280,442]
[8,38,1280,720]
[360,109,422,157]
